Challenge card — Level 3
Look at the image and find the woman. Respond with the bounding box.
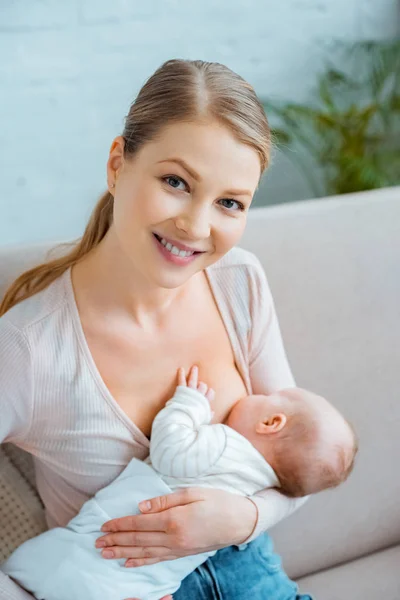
[0,59,311,599]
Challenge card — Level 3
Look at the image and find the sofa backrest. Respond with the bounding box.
[240,186,400,577]
[1,186,399,579]
[0,240,71,299]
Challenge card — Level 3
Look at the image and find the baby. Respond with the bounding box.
[3,366,357,600]
[146,366,357,500]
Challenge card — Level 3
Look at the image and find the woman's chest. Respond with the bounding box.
[84,300,247,438]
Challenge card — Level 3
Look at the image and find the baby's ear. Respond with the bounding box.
[256,414,287,435]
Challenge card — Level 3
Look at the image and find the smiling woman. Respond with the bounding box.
[105,119,260,291]
[0,59,310,600]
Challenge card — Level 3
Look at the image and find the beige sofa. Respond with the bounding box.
[1,186,399,598]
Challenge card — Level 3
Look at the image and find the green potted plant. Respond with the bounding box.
[263,39,400,197]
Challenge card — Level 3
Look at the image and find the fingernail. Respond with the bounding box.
[101,525,110,532]
[125,560,138,568]
[139,500,151,512]
[95,540,106,548]
[102,549,114,559]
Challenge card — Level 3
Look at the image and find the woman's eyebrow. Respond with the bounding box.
[157,157,201,181]
[157,157,253,197]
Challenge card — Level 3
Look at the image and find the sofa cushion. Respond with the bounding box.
[0,445,46,563]
[297,545,400,600]
[0,240,70,303]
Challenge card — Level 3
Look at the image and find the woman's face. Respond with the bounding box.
[107,120,261,289]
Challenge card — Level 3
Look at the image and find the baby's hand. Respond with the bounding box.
[178,366,215,412]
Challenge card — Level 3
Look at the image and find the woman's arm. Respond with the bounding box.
[96,487,257,567]
[0,321,35,598]
[0,320,173,600]
[0,570,36,600]
[243,255,308,543]
[248,255,295,395]
[0,318,34,444]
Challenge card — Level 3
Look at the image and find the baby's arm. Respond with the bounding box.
[149,366,227,478]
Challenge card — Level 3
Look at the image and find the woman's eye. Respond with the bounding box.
[164,176,187,191]
[162,177,245,212]
[219,198,245,212]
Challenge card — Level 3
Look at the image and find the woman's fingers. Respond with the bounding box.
[101,511,168,534]
[138,488,201,514]
[96,530,169,551]
[125,555,178,568]
[98,544,172,561]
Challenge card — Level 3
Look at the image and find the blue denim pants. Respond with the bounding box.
[173,533,312,600]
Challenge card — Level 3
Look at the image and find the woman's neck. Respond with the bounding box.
[72,230,192,328]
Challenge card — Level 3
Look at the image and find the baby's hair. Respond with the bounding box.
[276,418,359,498]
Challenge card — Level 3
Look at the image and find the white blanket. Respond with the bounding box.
[2,458,213,600]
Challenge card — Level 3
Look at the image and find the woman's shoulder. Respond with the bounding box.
[1,270,69,336]
[0,273,69,442]
[207,247,266,293]
[206,246,270,325]
[207,245,274,322]
[208,246,264,275]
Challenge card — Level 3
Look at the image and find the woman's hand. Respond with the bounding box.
[95,487,258,568]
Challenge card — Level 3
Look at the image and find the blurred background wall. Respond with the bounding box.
[0,0,398,245]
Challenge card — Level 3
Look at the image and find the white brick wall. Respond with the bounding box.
[0,0,398,244]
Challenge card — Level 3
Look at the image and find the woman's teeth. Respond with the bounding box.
[159,237,195,258]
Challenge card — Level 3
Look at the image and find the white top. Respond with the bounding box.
[147,386,280,494]
[0,246,304,543]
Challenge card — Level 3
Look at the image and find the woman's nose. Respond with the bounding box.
[175,205,211,240]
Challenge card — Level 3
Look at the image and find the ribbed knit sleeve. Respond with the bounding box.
[248,255,295,394]
[0,318,34,444]
[0,570,35,600]
[243,253,308,542]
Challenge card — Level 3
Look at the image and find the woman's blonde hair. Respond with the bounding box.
[0,59,271,317]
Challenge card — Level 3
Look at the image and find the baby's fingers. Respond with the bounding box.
[177,367,187,387]
[187,365,199,389]
[197,381,208,396]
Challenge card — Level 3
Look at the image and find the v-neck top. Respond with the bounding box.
[0,246,303,542]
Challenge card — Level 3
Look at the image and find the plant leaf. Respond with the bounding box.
[270,128,291,145]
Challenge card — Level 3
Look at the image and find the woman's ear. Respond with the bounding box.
[107,136,125,186]
[256,413,287,435]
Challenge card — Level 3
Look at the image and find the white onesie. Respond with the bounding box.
[2,386,280,600]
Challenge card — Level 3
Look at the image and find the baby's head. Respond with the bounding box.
[225,387,358,497]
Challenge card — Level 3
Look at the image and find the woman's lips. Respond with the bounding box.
[154,233,205,254]
[153,233,203,266]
